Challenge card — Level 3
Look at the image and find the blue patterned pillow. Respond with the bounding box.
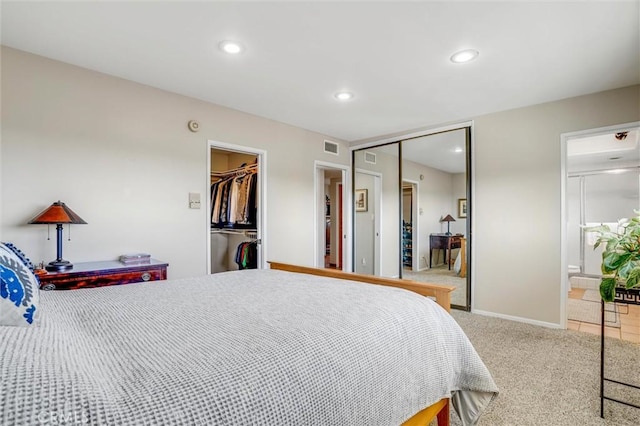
[0,242,39,326]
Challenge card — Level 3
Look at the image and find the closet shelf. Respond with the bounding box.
[211,163,258,179]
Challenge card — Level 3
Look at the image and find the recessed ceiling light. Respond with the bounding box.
[219,40,244,54]
[450,49,479,64]
[454,147,464,153]
[334,92,354,101]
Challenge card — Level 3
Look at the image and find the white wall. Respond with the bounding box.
[0,47,350,279]
[451,173,467,235]
[401,159,455,269]
[474,85,639,325]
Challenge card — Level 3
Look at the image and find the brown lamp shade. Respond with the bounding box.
[29,201,87,225]
[440,214,456,223]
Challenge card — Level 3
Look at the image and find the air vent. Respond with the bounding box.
[364,151,377,164]
[324,140,339,155]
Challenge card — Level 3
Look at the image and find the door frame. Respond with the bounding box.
[402,179,419,272]
[560,121,640,329]
[207,140,267,272]
[314,161,351,271]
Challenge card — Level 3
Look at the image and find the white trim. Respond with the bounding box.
[559,121,640,329]
[207,140,268,271]
[314,161,351,272]
[472,309,563,329]
[350,120,474,151]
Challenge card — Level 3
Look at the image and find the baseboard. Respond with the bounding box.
[471,309,563,329]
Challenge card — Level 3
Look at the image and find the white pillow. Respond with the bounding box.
[0,242,39,326]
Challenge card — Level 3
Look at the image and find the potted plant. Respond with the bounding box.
[589,211,640,302]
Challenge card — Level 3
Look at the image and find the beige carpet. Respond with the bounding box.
[568,289,620,327]
[443,310,640,426]
[403,266,467,307]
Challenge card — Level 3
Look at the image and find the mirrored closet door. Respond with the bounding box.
[352,126,472,310]
[353,144,400,277]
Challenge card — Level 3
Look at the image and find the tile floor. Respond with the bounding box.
[568,287,640,343]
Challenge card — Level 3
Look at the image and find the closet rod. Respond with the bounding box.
[211,228,257,235]
[211,163,258,178]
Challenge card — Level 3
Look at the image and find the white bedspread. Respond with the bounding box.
[1,269,497,425]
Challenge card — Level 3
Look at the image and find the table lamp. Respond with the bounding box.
[28,201,87,272]
[440,214,456,235]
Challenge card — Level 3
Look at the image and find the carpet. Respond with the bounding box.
[444,310,640,426]
[568,289,620,327]
[403,267,466,307]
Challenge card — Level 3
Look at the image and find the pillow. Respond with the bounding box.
[0,242,39,326]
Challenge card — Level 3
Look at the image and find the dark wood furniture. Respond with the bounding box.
[429,234,461,269]
[36,259,168,290]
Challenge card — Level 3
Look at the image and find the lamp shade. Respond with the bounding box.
[28,201,87,272]
[440,214,456,223]
[29,201,87,225]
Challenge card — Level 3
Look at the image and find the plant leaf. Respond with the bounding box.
[600,277,617,302]
[624,266,640,289]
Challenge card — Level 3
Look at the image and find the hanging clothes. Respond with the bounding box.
[210,166,257,228]
[234,241,258,270]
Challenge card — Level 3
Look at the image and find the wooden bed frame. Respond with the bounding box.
[268,262,455,425]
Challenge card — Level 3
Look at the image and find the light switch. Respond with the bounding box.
[189,192,201,209]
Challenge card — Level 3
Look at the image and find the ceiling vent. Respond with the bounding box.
[324,140,339,155]
[364,151,377,164]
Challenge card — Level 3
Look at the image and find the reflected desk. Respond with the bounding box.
[429,234,461,270]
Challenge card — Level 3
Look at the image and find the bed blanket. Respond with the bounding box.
[1,269,497,425]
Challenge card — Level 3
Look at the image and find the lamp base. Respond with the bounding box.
[45,260,73,272]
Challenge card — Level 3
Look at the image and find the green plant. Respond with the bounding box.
[589,212,640,302]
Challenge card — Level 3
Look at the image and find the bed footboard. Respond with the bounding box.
[267,262,454,312]
[402,398,449,426]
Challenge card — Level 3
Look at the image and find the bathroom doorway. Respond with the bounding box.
[562,122,640,341]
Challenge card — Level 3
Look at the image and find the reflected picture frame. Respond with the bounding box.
[355,189,368,212]
[458,198,467,218]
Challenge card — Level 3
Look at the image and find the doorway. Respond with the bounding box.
[561,122,639,340]
[208,140,266,274]
[402,180,418,272]
[315,161,348,271]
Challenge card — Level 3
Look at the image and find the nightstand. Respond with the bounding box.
[37,259,169,290]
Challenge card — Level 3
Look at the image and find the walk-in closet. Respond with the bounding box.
[210,147,260,273]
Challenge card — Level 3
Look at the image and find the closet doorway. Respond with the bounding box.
[208,141,266,274]
[315,161,349,271]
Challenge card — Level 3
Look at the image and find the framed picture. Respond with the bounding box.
[355,189,368,212]
[458,198,467,218]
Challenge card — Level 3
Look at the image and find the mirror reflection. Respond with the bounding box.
[400,129,469,309]
[352,128,471,309]
[353,144,400,277]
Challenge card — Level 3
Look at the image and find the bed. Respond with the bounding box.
[1,258,497,426]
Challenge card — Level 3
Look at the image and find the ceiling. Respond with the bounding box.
[369,128,467,173]
[568,129,640,173]
[1,1,639,143]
